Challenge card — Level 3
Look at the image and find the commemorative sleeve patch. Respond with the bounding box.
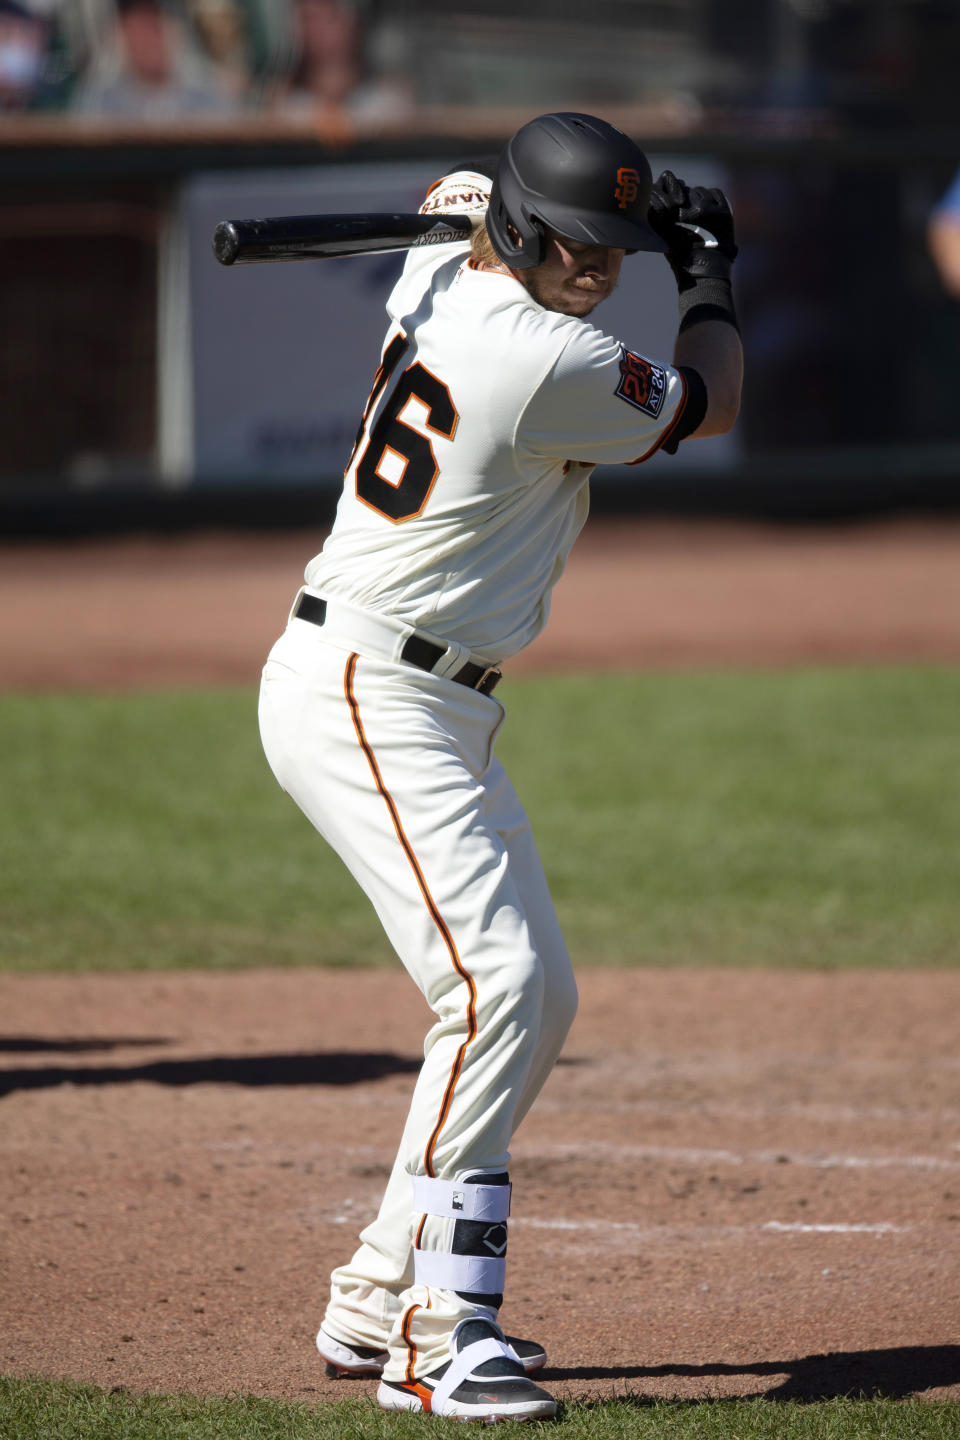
[616,347,667,418]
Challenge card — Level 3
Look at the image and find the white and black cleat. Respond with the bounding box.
[318,1323,546,1379]
[377,1316,556,1421]
[316,1328,389,1378]
[492,1335,547,1377]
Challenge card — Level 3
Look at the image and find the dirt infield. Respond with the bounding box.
[2,518,959,1405]
[3,515,960,690]
[3,969,959,1404]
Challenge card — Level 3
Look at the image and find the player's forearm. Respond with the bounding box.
[646,171,742,438]
[674,319,743,437]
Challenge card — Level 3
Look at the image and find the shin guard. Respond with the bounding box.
[411,1171,511,1308]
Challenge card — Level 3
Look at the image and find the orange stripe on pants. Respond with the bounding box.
[344,652,478,1177]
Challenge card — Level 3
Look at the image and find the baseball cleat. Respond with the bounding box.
[492,1335,547,1376]
[316,1328,389,1378]
[317,1324,547,1379]
[376,1316,556,1421]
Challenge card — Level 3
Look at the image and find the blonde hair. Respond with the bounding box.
[470,220,502,269]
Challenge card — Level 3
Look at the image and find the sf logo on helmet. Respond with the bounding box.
[614,166,641,211]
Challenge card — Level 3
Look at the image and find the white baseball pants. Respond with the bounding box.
[257,605,578,1381]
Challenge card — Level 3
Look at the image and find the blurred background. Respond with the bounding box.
[3,0,960,532]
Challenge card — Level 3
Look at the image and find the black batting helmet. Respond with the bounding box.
[486,112,666,269]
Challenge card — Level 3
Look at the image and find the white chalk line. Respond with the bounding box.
[211,1138,960,1175]
[761,1220,905,1235]
[537,1097,960,1125]
[513,1216,909,1238]
[212,1138,960,1171]
[527,1141,960,1173]
[325,1212,910,1237]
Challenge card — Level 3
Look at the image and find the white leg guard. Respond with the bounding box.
[411,1171,511,1305]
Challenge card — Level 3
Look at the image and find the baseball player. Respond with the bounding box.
[258,112,742,1421]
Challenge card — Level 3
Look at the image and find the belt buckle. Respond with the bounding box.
[476,667,502,696]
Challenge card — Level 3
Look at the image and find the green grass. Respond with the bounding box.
[2,666,959,972]
[2,1376,958,1440]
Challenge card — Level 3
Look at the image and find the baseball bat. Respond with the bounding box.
[212,211,478,266]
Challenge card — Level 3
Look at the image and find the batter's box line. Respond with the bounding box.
[511,1217,911,1238]
[761,1220,906,1235]
[527,1140,960,1172]
[316,1212,912,1239]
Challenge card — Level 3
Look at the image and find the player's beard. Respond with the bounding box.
[524,268,617,317]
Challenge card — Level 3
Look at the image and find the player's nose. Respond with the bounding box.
[582,246,619,276]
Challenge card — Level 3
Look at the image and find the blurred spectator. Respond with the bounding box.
[188,0,251,107]
[928,169,960,300]
[0,0,52,109]
[72,0,243,118]
[270,0,412,129]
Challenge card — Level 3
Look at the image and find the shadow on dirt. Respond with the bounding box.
[0,1050,422,1097]
[0,1036,171,1053]
[548,1344,960,1401]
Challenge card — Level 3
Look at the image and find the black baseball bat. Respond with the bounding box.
[212,211,477,266]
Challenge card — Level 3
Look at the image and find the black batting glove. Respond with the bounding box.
[648,170,738,290]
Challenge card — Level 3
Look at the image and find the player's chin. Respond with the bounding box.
[560,292,602,317]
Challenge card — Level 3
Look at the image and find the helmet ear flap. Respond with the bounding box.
[487,179,546,270]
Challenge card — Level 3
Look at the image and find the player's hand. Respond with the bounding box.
[419,171,492,218]
[648,170,738,287]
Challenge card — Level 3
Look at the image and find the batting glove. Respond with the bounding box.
[648,170,738,290]
[419,171,492,218]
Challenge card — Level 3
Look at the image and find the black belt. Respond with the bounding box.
[293,592,502,696]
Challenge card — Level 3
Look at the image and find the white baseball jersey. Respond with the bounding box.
[260,172,697,1392]
[305,237,690,662]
